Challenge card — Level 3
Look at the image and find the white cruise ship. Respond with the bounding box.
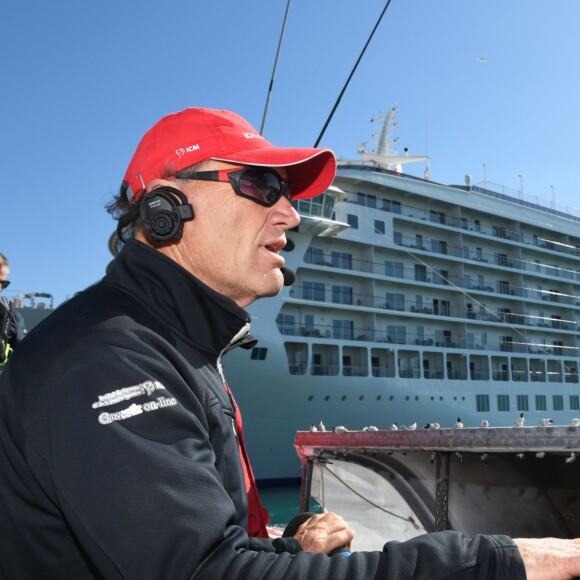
[226,107,580,481]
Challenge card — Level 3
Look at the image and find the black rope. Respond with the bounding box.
[314,0,394,147]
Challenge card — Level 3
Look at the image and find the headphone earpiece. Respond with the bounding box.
[140,186,194,243]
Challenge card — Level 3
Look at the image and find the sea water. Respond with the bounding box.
[258,482,323,532]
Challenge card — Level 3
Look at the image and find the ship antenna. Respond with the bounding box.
[313,0,394,147]
[260,0,292,135]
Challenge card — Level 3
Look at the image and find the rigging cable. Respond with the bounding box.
[260,0,292,135]
[314,0,394,147]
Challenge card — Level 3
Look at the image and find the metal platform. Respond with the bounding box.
[295,426,580,543]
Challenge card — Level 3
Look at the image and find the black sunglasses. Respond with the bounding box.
[0,280,10,290]
[181,166,293,207]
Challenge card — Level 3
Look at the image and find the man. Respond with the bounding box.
[0,107,580,579]
[0,252,26,367]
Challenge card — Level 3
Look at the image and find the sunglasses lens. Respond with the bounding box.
[237,169,286,206]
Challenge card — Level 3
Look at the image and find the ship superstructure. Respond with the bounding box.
[227,109,580,481]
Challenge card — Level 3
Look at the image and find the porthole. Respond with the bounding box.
[359,395,364,401]
[389,395,394,401]
[341,395,347,401]
[308,395,314,401]
[324,395,330,401]
[376,395,382,401]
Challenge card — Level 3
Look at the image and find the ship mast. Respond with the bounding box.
[357,106,429,171]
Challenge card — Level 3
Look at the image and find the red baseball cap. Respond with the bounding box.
[123,107,337,202]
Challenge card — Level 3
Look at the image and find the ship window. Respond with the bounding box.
[347,214,359,229]
[305,247,325,265]
[386,293,405,311]
[429,210,446,224]
[250,348,267,361]
[535,395,547,411]
[553,395,564,411]
[333,320,353,340]
[385,261,404,278]
[414,264,427,282]
[496,253,509,267]
[276,313,296,335]
[493,226,507,239]
[387,325,406,345]
[356,192,377,207]
[570,395,580,410]
[332,285,353,305]
[374,220,385,234]
[331,251,352,270]
[303,281,325,302]
[393,231,402,245]
[311,346,339,376]
[497,394,510,412]
[382,199,401,214]
[284,342,307,375]
[516,395,529,411]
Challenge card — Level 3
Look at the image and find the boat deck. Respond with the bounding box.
[295,426,580,544]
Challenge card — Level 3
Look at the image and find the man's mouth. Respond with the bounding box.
[264,240,286,254]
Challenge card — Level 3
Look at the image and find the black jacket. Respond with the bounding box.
[0,240,525,579]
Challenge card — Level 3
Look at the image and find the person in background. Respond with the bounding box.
[0,252,26,367]
[1,107,580,579]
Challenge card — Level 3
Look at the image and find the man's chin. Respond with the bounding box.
[260,271,284,298]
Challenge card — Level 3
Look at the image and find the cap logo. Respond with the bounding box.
[176,144,200,159]
[243,132,264,140]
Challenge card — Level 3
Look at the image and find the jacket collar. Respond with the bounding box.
[104,239,256,357]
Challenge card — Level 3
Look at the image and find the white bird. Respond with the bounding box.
[319,421,326,432]
[455,417,464,429]
[390,423,398,431]
[309,424,318,432]
[514,413,525,427]
[481,419,490,428]
[475,56,488,63]
[406,422,417,430]
[539,418,554,427]
[426,422,440,430]
[333,425,348,434]
[363,425,379,431]
[536,452,546,459]
[566,452,576,464]
[570,418,580,427]
[516,453,525,460]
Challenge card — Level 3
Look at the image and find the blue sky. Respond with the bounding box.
[2,0,580,307]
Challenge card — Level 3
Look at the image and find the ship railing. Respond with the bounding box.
[394,234,580,281]
[280,323,580,358]
[290,285,578,331]
[287,358,579,383]
[305,245,580,297]
[343,174,580,257]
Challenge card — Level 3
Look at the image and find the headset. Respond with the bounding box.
[140,186,194,243]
